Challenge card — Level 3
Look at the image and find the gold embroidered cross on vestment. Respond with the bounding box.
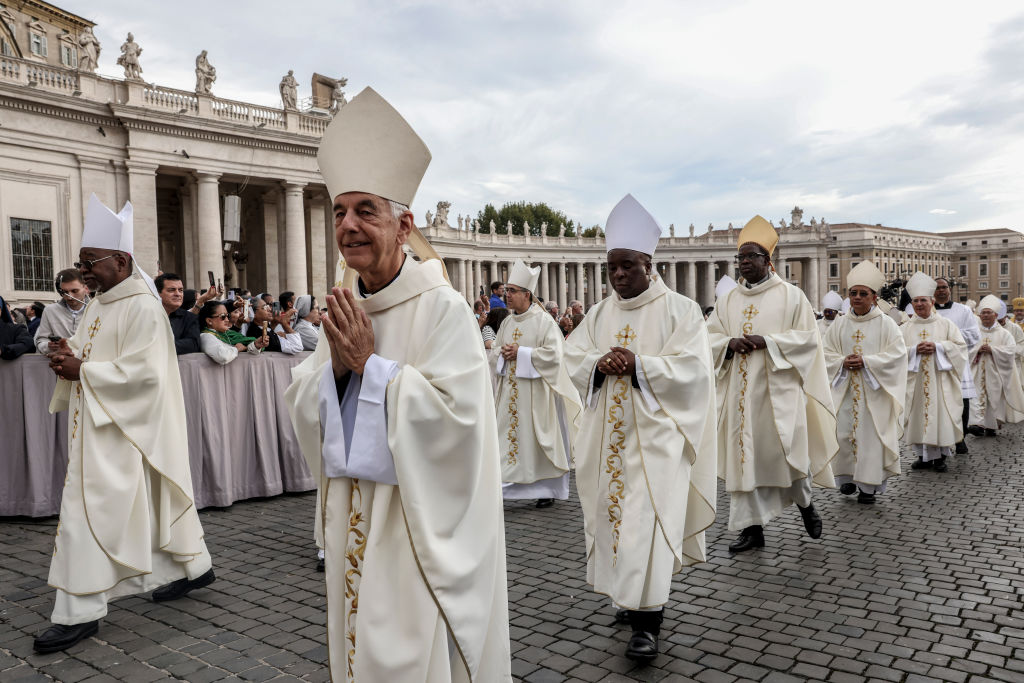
[614,324,636,347]
[918,329,932,426]
[506,327,522,466]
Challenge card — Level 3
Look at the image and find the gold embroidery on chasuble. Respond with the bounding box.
[978,336,991,417]
[918,329,931,428]
[344,480,368,679]
[605,324,636,565]
[736,305,759,466]
[506,327,523,466]
[848,329,865,456]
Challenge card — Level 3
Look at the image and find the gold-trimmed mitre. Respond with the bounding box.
[737,215,779,256]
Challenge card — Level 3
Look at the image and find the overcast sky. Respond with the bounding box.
[66,0,1024,234]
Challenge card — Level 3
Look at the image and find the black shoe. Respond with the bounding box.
[857,490,876,505]
[966,425,985,437]
[798,504,822,539]
[152,568,216,602]
[728,525,764,553]
[911,458,932,470]
[933,457,949,473]
[316,557,325,572]
[613,609,631,625]
[535,498,554,508]
[839,483,857,495]
[955,441,969,454]
[985,429,997,437]
[624,609,662,664]
[33,621,99,654]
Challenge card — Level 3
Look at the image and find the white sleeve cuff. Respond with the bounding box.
[586,363,600,409]
[934,343,953,371]
[319,364,349,479]
[346,354,400,485]
[495,355,507,376]
[862,368,880,390]
[514,346,541,378]
[832,366,848,387]
[764,337,793,370]
[634,357,660,413]
[907,347,921,372]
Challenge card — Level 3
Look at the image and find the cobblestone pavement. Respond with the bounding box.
[2,424,1023,682]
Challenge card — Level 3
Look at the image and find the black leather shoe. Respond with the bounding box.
[911,458,933,470]
[613,609,631,625]
[152,568,216,602]
[33,621,99,653]
[857,490,876,505]
[966,425,985,437]
[955,441,969,454]
[933,457,948,473]
[985,429,997,437]
[535,498,554,509]
[728,525,764,553]
[798,504,822,539]
[625,630,658,663]
[316,557,325,572]
[839,483,857,495]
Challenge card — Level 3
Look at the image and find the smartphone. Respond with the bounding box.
[227,290,235,301]
[272,301,281,316]
[207,271,215,288]
[48,335,61,343]
[217,279,223,295]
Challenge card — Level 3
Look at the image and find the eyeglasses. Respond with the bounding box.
[505,287,526,295]
[734,253,765,263]
[213,314,229,320]
[74,255,116,270]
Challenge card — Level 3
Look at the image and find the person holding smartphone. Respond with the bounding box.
[34,269,91,354]
[242,297,301,354]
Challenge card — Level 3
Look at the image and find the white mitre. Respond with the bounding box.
[507,259,540,294]
[81,193,158,297]
[715,275,738,298]
[978,294,1001,314]
[997,300,1008,319]
[846,260,885,293]
[821,290,843,311]
[605,194,661,256]
[905,271,936,299]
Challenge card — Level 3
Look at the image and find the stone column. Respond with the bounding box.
[558,262,567,311]
[125,161,160,273]
[323,193,335,290]
[460,258,470,301]
[308,194,328,298]
[775,253,787,282]
[575,262,585,306]
[491,260,501,286]
[194,171,223,288]
[76,156,113,261]
[262,190,281,296]
[806,256,820,304]
[537,263,547,301]
[180,181,198,287]
[599,262,608,300]
[473,260,482,301]
[704,261,715,307]
[283,182,308,295]
[685,261,696,300]
[666,260,677,292]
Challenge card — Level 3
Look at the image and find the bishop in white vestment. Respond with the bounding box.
[901,272,967,473]
[36,195,212,654]
[707,216,837,553]
[967,295,1024,435]
[997,301,1024,382]
[821,262,906,504]
[285,88,511,682]
[565,194,717,664]
[490,260,581,506]
[817,290,843,338]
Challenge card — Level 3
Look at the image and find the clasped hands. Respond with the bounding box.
[323,286,374,380]
[728,334,767,356]
[597,346,636,377]
[500,343,519,361]
[916,341,936,356]
[842,354,865,370]
[47,338,82,381]
[973,343,992,364]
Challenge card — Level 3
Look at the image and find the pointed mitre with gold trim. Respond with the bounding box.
[737,215,779,256]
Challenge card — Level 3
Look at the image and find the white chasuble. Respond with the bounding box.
[969,325,1024,429]
[47,276,210,620]
[489,303,581,499]
[822,308,907,490]
[706,274,837,530]
[901,314,966,449]
[1002,320,1024,381]
[564,277,717,610]
[285,257,511,683]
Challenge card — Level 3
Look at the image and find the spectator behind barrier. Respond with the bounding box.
[34,269,90,354]
[0,294,34,360]
[198,300,266,365]
[155,273,201,356]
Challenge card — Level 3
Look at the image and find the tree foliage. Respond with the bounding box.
[476,201,579,237]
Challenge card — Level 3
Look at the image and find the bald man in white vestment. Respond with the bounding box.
[565,194,717,664]
[285,88,511,682]
[35,196,213,654]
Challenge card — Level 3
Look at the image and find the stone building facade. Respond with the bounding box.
[1,2,1021,310]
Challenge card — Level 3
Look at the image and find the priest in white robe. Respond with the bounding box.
[997,300,1024,382]
[35,195,213,654]
[901,273,967,473]
[707,216,837,554]
[284,88,511,682]
[967,295,1024,436]
[490,259,581,507]
[565,194,716,664]
[817,290,843,338]
[822,262,906,504]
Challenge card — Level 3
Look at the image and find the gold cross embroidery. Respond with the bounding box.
[851,330,865,343]
[741,304,759,335]
[511,328,523,342]
[614,324,636,347]
[918,330,930,341]
[87,317,102,338]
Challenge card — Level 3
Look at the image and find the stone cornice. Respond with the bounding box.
[0,91,119,128]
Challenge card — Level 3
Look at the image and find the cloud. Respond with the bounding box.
[929,209,957,215]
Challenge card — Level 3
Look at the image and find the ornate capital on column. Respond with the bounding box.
[124,159,158,176]
[281,180,306,196]
[193,170,222,184]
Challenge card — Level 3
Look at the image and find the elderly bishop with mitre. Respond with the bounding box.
[285,88,511,682]
[966,295,1024,437]
[821,261,907,504]
[35,195,213,654]
[490,259,581,508]
[706,216,837,554]
[565,194,717,664]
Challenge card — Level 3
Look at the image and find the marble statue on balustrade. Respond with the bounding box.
[506,220,514,233]
[779,219,788,228]
[77,28,100,72]
[689,223,695,237]
[490,219,497,232]
[790,206,804,228]
[669,223,675,237]
[195,51,216,95]
[279,70,299,110]
[457,215,463,230]
[116,33,143,80]
[425,210,433,227]
[523,220,531,235]
[557,223,564,237]
[431,201,451,228]
[472,219,480,232]
[329,77,347,113]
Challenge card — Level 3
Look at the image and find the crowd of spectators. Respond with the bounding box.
[476,286,585,349]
